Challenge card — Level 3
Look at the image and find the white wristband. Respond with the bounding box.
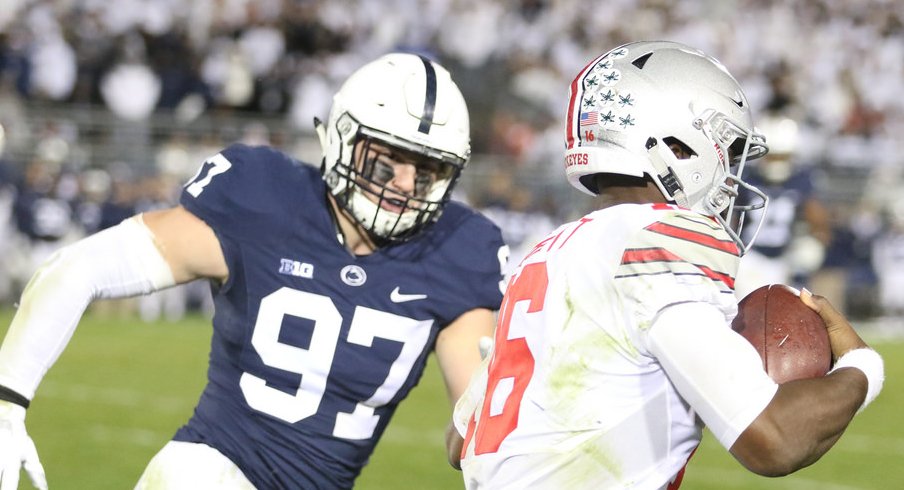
[829,348,884,413]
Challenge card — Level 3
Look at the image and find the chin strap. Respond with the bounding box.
[324,194,347,246]
[645,138,687,207]
[314,117,327,150]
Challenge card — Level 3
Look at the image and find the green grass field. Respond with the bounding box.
[1,305,902,489]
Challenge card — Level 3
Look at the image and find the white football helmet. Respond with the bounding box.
[317,53,470,242]
[564,41,770,254]
[755,115,799,184]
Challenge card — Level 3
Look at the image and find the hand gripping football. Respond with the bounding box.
[732,284,832,384]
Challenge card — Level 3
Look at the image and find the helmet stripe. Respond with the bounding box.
[417,55,437,134]
[565,56,600,149]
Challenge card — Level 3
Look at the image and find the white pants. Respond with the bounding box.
[135,441,256,489]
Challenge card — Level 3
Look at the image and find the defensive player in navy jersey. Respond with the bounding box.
[0,53,507,489]
[734,116,832,299]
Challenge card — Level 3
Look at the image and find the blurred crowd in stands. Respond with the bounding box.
[0,0,903,322]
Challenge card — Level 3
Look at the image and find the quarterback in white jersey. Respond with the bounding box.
[451,42,884,489]
[457,205,776,488]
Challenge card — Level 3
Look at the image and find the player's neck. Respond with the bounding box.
[327,196,377,255]
[596,189,668,209]
[343,223,378,256]
[594,175,668,210]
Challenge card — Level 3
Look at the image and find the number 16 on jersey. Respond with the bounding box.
[465,262,548,454]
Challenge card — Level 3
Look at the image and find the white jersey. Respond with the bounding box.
[457,203,770,489]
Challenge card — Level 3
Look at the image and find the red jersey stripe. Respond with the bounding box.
[621,247,682,264]
[645,221,740,256]
[620,248,736,289]
[697,264,736,289]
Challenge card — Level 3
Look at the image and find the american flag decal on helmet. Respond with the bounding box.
[566,47,634,149]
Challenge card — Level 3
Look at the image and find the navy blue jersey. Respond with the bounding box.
[174,144,505,489]
[740,168,814,258]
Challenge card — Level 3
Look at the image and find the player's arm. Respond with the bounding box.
[435,307,495,470]
[729,290,880,476]
[802,197,832,246]
[0,205,225,400]
[648,294,882,478]
[0,206,226,489]
[141,206,228,284]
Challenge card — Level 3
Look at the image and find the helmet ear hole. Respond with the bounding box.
[662,137,696,160]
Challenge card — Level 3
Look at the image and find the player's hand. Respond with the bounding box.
[0,400,48,490]
[800,288,869,360]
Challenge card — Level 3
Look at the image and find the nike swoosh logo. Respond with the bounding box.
[390,287,428,303]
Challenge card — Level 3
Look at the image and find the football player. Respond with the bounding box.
[450,42,884,489]
[0,53,507,489]
[734,115,832,299]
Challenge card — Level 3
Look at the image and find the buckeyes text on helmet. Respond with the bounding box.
[318,53,471,241]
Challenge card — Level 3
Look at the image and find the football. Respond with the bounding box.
[732,284,832,384]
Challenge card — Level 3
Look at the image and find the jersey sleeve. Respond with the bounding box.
[647,301,778,449]
[615,209,741,348]
[462,210,507,310]
[179,144,302,241]
[431,203,507,318]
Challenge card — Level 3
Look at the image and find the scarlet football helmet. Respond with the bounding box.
[317,53,470,241]
[564,41,769,253]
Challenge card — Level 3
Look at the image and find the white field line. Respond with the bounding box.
[835,433,904,455]
[372,425,446,448]
[687,466,866,490]
[38,382,904,459]
[86,424,164,448]
[38,381,448,449]
[858,318,904,342]
[38,380,195,413]
[36,381,188,448]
